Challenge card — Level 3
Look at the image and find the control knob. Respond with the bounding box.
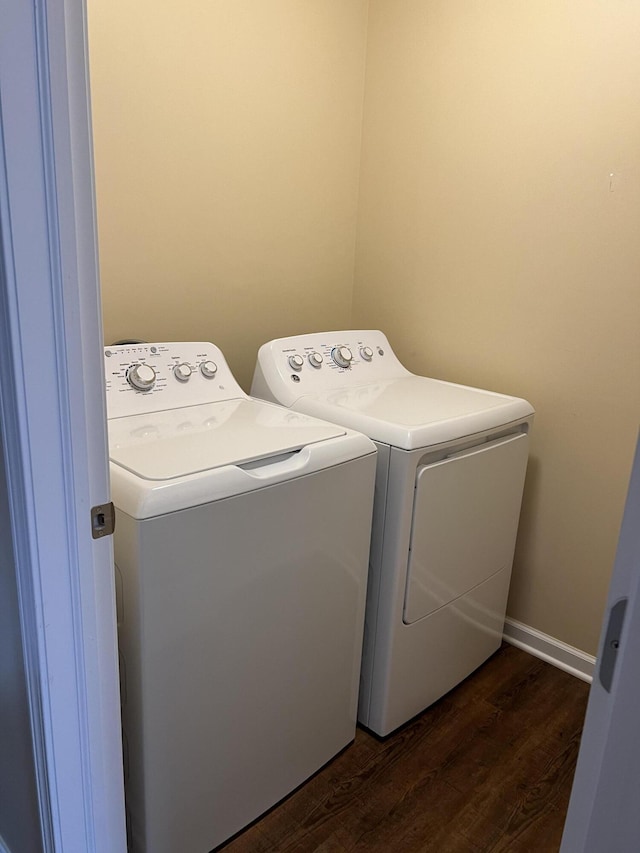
[308,351,323,368]
[127,363,156,391]
[331,346,353,369]
[288,354,304,372]
[360,346,374,361]
[200,360,218,378]
[173,363,192,382]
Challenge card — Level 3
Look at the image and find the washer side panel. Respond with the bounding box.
[114,456,375,853]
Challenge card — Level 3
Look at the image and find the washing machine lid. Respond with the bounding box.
[108,398,346,481]
[295,376,534,449]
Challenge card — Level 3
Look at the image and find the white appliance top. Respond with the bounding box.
[105,342,375,519]
[108,399,344,480]
[252,331,534,450]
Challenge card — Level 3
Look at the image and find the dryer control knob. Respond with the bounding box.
[200,360,218,378]
[308,351,323,368]
[174,362,192,382]
[332,346,353,369]
[288,354,304,372]
[127,363,156,391]
[360,346,374,361]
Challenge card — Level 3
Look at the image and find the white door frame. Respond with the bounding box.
[0,0,126,850]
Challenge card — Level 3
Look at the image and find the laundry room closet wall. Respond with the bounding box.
[90,0,639,661]
[352,0,640,654]
[88,0,369,389]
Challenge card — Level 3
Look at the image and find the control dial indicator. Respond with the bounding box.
[331,345,353,369]
[360,346,374,362]
[308,351,323,368]
[127,363,157,392]
[200,360,218,378]
[173,362,193,382]
[288,354,304,372]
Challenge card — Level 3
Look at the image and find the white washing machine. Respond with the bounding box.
[252,330,534,737]
[104,341,376,852]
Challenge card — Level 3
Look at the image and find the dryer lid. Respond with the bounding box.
[108,398,345,480]
[296,376,534,449]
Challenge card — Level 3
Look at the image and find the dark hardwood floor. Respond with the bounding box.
[220,645,590,853]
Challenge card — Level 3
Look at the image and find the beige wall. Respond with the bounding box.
[89,0,369,389]
[354,0,640,653]
[90,0,639,655]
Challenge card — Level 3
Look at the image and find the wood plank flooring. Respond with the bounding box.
[219,645,590,853]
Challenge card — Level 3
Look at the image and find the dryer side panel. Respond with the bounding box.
[357,441,391,726]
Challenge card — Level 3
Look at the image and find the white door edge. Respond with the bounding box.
[0,1,126,851]
[560,434,640,852]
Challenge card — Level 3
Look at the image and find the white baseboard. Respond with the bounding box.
[503,617,596,683]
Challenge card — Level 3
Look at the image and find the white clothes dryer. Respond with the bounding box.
[252,331,534,736]
[105,342,376,852]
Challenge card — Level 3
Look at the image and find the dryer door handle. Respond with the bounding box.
[444,430,527,462]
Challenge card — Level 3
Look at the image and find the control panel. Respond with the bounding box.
[251,330,411,407]
[105,342,246,419]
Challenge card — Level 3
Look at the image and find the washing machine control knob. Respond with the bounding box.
[200,360,218,378]
[173,362,192,382]
[360,346,374,361]
[288,354,304,371]
[331,346,353,369]
[308,351,323,368]
[127,363,156,391]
